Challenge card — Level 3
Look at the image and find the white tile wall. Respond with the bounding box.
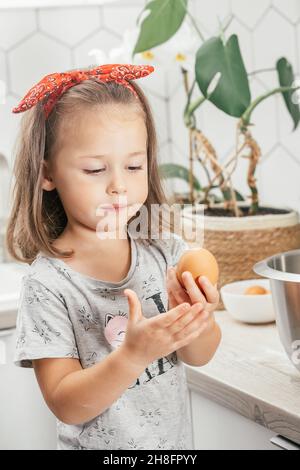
[0,0,299,213]
[38,7,101,46]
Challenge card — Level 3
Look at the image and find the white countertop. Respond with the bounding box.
[185,310,300,445]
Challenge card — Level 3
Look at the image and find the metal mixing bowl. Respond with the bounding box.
[253,249,300,372]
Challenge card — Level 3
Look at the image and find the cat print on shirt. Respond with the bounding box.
[85,420,117,447]
[157,437,170,449]
[84,351,98,367]
[32,319,61,344]
[78,305,99,331]
[51,262,72,281]
[139,408,161,427]
[24,281,51,305]
[92,287,116,301]
[79,415,145,451]
[104,311,128,349]
[141,274,161,301]
[65,346,79,359]
[134,354,177,388]
[79,415,117,448]
[116,438,145,450]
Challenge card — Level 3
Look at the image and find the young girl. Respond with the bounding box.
[6,64,221,450]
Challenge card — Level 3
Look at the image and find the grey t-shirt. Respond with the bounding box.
[14,227,194,450]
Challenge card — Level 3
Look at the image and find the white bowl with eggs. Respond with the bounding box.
[220,278,276,324]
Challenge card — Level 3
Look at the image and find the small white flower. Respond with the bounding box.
[157,20,199,72]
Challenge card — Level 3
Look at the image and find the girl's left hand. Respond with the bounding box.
[166,266,220,315]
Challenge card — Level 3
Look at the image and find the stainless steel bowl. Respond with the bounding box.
[253,249,300,373]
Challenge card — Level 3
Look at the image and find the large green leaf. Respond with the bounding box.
[195,35,251,117]
[133,0,188,54]
[158,163,201,190]
[276,57,300,130]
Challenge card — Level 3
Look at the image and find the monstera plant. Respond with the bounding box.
[132,0,300,217]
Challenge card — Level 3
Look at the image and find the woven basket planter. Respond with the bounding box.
[180,204,300,310]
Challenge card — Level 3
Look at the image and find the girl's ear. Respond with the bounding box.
[41,160,56,191]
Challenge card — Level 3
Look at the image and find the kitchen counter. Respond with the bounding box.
[185,310,300,446]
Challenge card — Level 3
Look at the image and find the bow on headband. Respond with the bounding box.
[12,63,155,119]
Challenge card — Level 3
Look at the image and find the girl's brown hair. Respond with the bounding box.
[6,76,175,265]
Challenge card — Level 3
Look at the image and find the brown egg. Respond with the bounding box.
[244,285,270,295]
[176,248,219,288]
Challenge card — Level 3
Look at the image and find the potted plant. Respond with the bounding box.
[131,0,300,308]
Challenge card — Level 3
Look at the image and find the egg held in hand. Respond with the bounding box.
[176,248,219,288]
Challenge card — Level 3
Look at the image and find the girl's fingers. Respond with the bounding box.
[175,314,210,342]
[197,276,220,305]
[154,301,191,328]
[168,302,206,335]
[173,326,205,351]
[167,268,220,314]
[167,290,178,311]
[167,267,190,304]
[180,270,206,305]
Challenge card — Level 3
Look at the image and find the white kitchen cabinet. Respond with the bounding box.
[0,328,57,450]
[189,390,281,450]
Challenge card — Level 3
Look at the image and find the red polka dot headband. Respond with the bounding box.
[12,63,155,119]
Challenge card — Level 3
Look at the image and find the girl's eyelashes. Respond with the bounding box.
[84,166,143,174]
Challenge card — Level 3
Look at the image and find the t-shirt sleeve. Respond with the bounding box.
[170,233,190,267]
[14,275,79,368]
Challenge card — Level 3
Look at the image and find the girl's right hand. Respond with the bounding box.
[121,288,209,369]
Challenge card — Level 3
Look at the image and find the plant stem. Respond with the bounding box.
[189,129,195,205]
[182,67,196,205]
[241,85,300,127]
[248,68,276,76]
[203,142,247,199]
[184,96,206,127]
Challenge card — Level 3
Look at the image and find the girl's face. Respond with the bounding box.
[42,106,149,236]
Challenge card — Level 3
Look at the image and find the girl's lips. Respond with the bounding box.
[101,205,128,210]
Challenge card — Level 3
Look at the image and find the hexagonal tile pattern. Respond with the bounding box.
[0,9,36,50]
[158,141,176,196]
[165,142,192,195]
[164,64,186,101]
[142,64,166,101]
[0,94,23,165]
[258,145,300,210]
[168,82,190,158]
[273,0,300,23]
[73,29,120,68]
[231,0,271,30]
[197,98,238,162]
[192,0,231,36]
[145,91,168,145]
[277,88,300,162]
[246,77,279,157]
[102,4,144,36]
[253,8,297,89]
[225,16,254,73]
[38,7,100,46]
[8,32,71,96]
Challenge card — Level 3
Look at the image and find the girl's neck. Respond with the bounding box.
[54,222,130,259]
